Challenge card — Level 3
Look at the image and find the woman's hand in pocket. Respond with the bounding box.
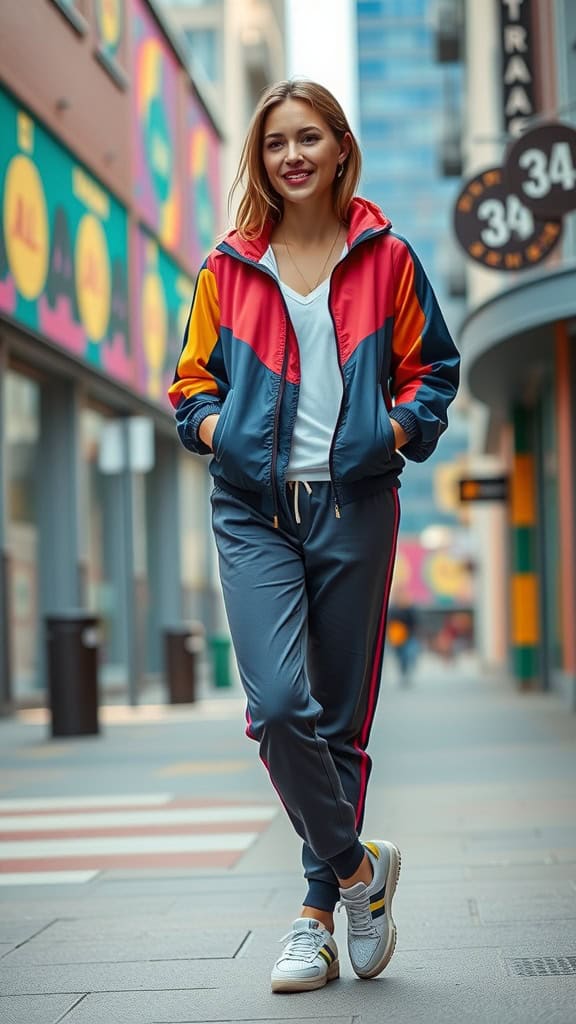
[199,414,220,451]
[389,417,409,451]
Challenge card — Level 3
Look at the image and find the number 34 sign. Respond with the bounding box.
[453,120,576,271]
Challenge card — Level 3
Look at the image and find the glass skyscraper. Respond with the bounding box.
[356,0,467,540]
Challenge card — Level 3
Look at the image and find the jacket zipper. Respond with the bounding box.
[271,323,289,528]
[327,275,344,518]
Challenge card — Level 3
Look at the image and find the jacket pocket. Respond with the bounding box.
[212,390,235,461]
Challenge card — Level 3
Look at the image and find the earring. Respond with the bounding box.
[337,163,344,179]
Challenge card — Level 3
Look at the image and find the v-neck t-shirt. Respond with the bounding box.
[260,245,345,481]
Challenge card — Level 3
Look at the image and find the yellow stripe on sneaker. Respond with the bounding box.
[370,897,386,913]
[318,947,332,966]
[364,841,381,860]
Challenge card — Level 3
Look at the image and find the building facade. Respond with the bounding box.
[355,0,473,632]
[0,0,222,712]
[162,0,285,223]
[457,0,576,704]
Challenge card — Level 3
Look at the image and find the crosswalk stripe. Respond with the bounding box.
[0,806,277,831]
[0,794,174,812]
[0,795,278,885]
[0,832,258,858]
[0,871,99,886]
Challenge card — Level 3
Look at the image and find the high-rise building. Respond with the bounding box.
[355,0,472,625]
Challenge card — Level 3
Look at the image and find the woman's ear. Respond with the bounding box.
[339,131,352,163]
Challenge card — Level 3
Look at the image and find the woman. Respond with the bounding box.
[169,80,459,993]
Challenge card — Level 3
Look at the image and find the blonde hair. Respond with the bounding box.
[229,79,362,240]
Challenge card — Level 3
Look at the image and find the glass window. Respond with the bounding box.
[362,146,435,176]
[358,0,428,16]
[5,370,41,698]
[80,407,127,688]
[184,27,219,83]
[358,25,431,51]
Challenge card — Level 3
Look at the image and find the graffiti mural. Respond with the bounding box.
[0,88,132,385]
[133,226,192,405]
[186,90,220,268]
[132,0,183,253]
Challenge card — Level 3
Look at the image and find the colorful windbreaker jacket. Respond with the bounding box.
[169,197,460,521]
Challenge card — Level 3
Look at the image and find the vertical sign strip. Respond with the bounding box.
[499,0,536,138]
[510,406,539,684]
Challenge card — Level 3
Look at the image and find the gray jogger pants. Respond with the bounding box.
[211,479,400,911]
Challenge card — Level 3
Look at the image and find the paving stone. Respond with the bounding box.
[477,894,576,925]
[0,920,55,944]
[4,927,249,966]
[0,993,85,1024]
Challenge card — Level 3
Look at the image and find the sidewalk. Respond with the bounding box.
[1,654,576,1023]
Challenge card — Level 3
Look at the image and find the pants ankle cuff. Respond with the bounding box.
[303,879,340,913]
[327,838,365,881]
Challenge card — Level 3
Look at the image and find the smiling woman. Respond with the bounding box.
[168,78,460,996]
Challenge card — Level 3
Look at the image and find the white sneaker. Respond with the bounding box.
[271,917,339,993]
[338,839,401,979]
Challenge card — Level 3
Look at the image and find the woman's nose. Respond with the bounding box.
[285,142,303,163]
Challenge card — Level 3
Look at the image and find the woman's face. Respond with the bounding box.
[262,98,348,208]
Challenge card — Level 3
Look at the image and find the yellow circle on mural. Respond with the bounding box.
[98,0,121,48]
[4,154,49,301]
[75,214,111,342]
[426,552,467,598]
[142,271,167,394]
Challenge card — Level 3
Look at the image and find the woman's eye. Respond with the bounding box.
[267,141,283,150]
[303,135,320,144]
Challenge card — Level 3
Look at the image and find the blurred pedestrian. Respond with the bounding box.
[387,602,419,686]
[169,80,459,993]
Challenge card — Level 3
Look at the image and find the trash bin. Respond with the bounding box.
[45,612,100,738]
[209,634,232,689]
[164,623,205,704]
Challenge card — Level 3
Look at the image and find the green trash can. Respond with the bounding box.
[209,634,232,688]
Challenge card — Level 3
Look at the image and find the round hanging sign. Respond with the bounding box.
[505,121,576,218]
[453,166,562,271]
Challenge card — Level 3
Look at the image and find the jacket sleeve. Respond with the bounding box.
[168,259,228,456]
[388,234,460,463]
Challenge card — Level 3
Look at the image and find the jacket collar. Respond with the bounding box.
[218,197,392,264]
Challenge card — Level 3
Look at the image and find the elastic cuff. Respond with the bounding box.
[389,405,421,442]
[303,879,341,913]
[327,838,365,881]
[190,403,223,454]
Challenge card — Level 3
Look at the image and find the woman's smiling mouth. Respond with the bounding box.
[283,170,313,184]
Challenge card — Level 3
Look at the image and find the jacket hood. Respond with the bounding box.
[218,196,392,263]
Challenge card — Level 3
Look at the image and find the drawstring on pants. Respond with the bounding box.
[288,480,312,525]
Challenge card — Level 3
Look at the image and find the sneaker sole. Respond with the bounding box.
[357,841,401,980]
[271,959,340,993]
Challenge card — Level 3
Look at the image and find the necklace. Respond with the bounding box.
[282,222,343,294]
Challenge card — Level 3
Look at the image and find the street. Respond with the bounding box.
[1,655,576,1023]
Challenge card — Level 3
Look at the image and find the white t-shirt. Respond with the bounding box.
[260,245,345,481]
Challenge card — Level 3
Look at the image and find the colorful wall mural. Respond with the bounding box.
[132,0,183,254]
[392,540,474,609]
[186,91,220,269]
[0,88,133,386]
[133,226,192,405]
[95,0,125,71]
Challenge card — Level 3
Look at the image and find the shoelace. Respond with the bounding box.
[338,894,378,937]
[278,928,323,961]
[290,480,312,525]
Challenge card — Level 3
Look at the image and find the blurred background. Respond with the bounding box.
[0,0,574,716]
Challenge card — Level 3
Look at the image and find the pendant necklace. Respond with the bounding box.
[282,222,343,294]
